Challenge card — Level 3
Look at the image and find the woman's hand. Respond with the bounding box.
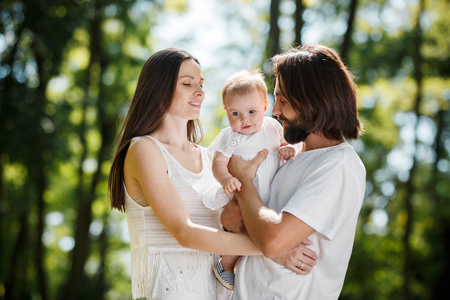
[271,240,317,275]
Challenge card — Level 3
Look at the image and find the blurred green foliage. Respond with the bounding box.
[0,0,449,299]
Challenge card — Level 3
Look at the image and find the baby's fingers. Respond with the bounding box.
[234,181,242,192]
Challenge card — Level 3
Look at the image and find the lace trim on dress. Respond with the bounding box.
[209,129,241,158]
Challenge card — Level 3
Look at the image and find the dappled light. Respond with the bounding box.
[1,0,449,299]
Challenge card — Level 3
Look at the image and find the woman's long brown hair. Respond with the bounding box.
[108,49,203,212]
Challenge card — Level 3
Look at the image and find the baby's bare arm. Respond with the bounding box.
[213,152,242,194]
[212,151,233,184]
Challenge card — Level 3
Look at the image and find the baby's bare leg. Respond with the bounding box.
[220,255,241,272]
[214,254,239,290]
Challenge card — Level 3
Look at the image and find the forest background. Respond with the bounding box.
[0,0,449,299]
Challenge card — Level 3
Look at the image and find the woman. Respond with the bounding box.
[108,48,315,300]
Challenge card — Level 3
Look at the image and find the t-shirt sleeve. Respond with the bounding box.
[209,128,240,158]
[282,157,361,241]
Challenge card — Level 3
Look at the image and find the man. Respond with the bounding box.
[222,44,366,299]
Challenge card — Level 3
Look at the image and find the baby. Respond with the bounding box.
[208,69,298,290]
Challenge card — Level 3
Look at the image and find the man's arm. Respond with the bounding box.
[221,195,317,274]
[229,150,316,258]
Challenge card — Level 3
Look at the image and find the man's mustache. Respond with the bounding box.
[277,115,287,123]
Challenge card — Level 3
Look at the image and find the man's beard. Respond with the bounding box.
[281,117,310,144]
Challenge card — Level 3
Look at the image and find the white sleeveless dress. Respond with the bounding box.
[125,136,222,300]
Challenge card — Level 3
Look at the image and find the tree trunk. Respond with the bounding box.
[32,34,51,300]
[63,66,90,299]
[62,0,102,299]
[294,0,305,46]
[0,162,3,281]
[402,1,424,299]
[432,227,450,299]
[263,0,281,94]
[95,215,109,300]
[402,165,415,300]
[34,164,48,300]
[0,21,26,289]
[340,0,358,63]
[267,0,280,58]
[431,109,450,299]
[4,210,30,300]
[91,62,114,300]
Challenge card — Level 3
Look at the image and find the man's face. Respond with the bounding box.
[272,78,310,144]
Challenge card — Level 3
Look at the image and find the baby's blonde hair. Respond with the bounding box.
[222,69,268,105]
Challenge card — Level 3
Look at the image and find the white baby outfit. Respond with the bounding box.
[125,135,222,300]
[206,117,285,209]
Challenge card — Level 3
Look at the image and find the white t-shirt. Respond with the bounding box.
[205,117,285,209]
[234,142,366,300]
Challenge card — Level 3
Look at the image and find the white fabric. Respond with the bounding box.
[216,284,233,300]
[206,117,285,209]
[234,142,366,300]
[125,135,222,300]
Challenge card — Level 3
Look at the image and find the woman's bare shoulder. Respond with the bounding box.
[129,136,158,154]
[126,136,165,169]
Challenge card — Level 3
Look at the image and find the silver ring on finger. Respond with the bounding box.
[300,261,304,270]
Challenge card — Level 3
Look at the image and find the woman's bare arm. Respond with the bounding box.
[124,137,260,256]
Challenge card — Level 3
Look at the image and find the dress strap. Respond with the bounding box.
[145,135,168,155]
[198,145,212,168]
[144,135,178,172]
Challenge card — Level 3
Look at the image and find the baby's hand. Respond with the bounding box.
[278,145,296,160]
[222,177,242,194]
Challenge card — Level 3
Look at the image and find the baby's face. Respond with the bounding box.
[223,90,269,135]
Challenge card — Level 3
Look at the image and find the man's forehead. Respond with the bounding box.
[273,81,284,97]
[273,80,279,92]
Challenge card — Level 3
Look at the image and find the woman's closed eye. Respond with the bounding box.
[183,83,203,88]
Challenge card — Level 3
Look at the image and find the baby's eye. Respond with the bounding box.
[232,112,240,117]
[249,110,256,114]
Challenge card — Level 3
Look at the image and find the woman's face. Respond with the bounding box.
[168,59,205,121]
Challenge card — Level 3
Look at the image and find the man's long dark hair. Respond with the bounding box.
[272,44,363,141]
[108,48,203,212]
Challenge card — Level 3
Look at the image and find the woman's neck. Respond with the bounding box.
[150,117,191,148]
